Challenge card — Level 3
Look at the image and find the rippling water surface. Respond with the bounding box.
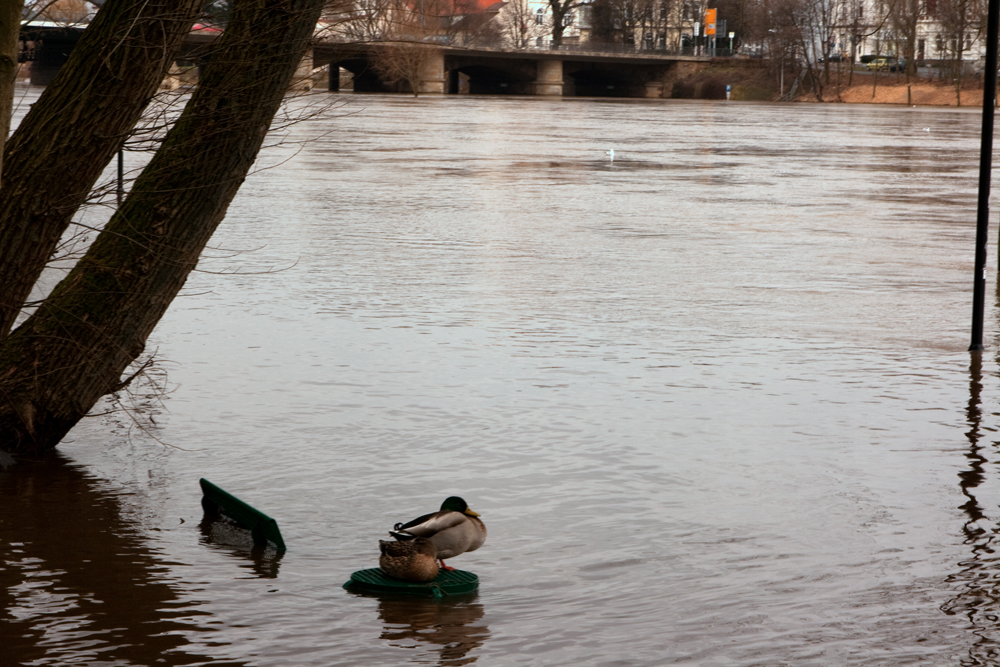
[4,87,1000,665]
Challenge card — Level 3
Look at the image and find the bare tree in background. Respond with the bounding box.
[938,0,986,105]
[588,0,615,43]
[888,0,919,103]
[372,41,440,94]
[445,0,504,47]
[792,0,841,100]
[500,0,542,47]
[548,0,582,46]
[333,0,500,44]
[838,0,885,85]
[336,0,401,40]
[26,0,92,23]
[584,0,672,49]
[759,0,806,96]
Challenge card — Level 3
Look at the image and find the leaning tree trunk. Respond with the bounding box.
[0,0,326,455]
[0,0,204,340]
[0,0,23,188]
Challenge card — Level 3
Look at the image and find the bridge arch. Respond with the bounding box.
[564,65,649,97]
[447,64,532,95]
[331,57,396,93]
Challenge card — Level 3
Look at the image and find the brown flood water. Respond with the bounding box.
[3,86,1000,665]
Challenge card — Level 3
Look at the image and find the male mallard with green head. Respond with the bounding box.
[389,496,486,571]
[379,537,439,582]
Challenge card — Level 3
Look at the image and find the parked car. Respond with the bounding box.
[866,57,895,71]
[889,58,908,72]
[973,60,1000,76]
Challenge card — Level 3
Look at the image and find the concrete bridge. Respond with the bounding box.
[312,43,711,99]
[18,22,218,86]
[19,22,712,99]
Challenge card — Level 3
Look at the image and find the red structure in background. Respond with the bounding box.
[408,0,500,15]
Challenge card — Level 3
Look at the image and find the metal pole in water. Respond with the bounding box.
[116,148,124,208]
[971,0,1000,351]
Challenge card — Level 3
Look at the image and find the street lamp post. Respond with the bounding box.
[970,0,1000,351]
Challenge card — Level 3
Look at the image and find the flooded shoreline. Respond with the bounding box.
[4,89,1000,665]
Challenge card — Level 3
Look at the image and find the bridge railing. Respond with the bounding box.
[540,43,739,58]
[318,36,740,60]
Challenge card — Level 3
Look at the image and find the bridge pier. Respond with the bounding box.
[644,81,665,98]
[291,48,314,90]
[418,50,446,95]
[534,60,563,96]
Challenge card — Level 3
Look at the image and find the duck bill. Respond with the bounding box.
[464,508,480,517]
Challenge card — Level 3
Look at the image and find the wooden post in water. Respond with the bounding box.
[971,0,1000,351]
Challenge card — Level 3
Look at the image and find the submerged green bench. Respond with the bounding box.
[199,478,286,551]
[344,567,479,598]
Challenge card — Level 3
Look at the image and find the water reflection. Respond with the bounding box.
[9,92,1000,664]
[0,454,239,667]
[942,320,1000,663]
[198,517,285,579]
[357,593,489,665]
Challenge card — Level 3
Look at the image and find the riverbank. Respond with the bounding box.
[820,75,985,106]
[680,61,989,106]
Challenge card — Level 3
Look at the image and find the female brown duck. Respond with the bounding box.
[378,537,439,582]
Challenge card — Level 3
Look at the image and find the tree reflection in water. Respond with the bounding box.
[0,453,247,667]
[361,592,490,665]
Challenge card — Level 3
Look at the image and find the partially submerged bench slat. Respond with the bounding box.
[199,478,286,551]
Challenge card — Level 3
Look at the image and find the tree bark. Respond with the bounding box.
[0,0,326,455]
[0,0,204,340]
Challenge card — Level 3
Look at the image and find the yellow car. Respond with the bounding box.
[866,57,895,71]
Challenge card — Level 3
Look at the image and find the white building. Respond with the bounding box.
[831,0,987,66]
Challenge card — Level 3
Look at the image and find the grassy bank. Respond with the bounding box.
[673,60,990,106]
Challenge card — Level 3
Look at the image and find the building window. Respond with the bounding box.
[536,8,545,24]
[563,11,574,25]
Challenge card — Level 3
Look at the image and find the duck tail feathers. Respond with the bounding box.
[390,529,416,541]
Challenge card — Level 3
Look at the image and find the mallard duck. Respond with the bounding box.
[379,537,439,582]
[389,496,486,571]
